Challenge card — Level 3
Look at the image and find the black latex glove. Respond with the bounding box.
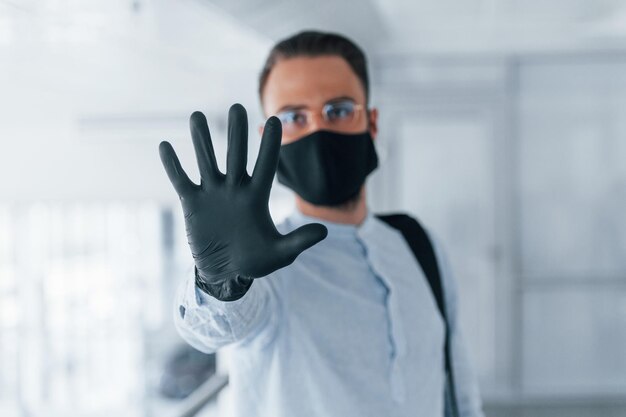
[159,104,328,301]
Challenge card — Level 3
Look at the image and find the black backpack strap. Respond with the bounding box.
[376,213,459,417]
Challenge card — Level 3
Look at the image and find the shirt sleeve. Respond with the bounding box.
[429,233,486,417]
[173,271,282,354]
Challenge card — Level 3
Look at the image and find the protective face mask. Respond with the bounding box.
[276,129,379,206]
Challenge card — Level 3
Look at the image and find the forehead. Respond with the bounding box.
[262,55,366,113]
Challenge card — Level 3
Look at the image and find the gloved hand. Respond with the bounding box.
[159,104,328,301]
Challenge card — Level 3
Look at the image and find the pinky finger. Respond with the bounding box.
[159,141,196,196]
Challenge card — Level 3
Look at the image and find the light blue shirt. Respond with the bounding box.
[174,209,484,417]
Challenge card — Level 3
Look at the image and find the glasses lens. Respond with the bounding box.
[323,101,356,123]
[277,110,308,134]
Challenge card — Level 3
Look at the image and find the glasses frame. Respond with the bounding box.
[275,100,366,137]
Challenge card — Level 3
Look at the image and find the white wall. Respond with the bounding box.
[0,0,271,203]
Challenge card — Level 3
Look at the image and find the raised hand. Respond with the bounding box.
[159,104,328,301]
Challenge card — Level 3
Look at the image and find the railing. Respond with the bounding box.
[173,374,229,417]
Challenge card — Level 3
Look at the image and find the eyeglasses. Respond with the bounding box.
[275,100,365,137]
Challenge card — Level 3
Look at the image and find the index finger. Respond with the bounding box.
[251,116,282,190]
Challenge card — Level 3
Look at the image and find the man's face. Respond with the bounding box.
[261,55,377,144]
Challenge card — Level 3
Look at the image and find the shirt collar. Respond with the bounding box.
[287,208,375,239]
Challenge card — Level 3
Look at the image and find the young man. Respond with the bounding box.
[159,31,484,417]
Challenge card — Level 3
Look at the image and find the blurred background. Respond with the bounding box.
[1,0,625,416]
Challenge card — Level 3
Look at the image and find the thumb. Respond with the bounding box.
[277,223,328,264]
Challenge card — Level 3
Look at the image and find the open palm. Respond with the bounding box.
[159,104,327,300]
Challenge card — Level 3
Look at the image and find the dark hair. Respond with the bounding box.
[258,30,369,103]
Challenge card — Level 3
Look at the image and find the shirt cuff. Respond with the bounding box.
[183,272,266,319]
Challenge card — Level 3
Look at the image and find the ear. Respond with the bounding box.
[368,107,379,140]
[258,124,264,137]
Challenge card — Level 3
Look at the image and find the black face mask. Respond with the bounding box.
[276,130,379,206]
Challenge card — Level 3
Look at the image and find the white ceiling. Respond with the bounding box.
[372,0,626,54]
[205,0,626,53]
[0,0,271,120]
[2,0,626,119]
